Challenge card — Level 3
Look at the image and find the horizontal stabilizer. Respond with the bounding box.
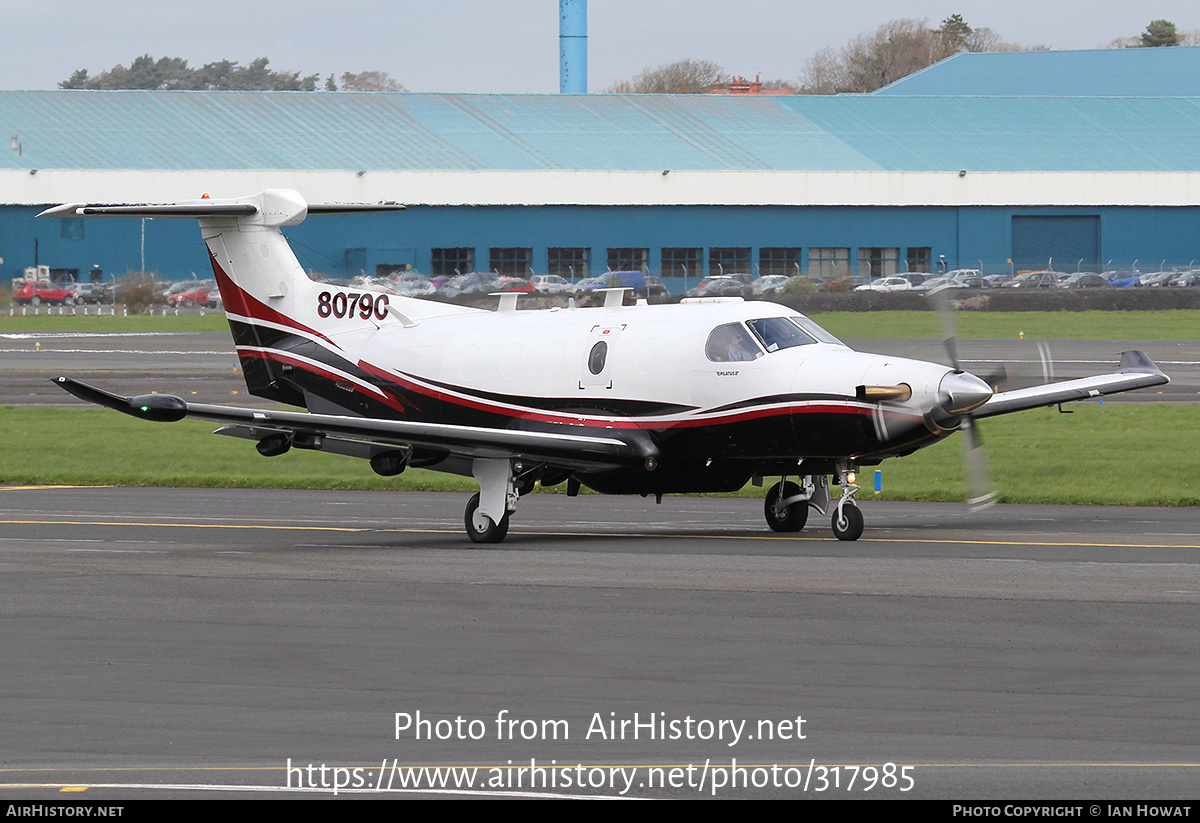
[37,190,405,225]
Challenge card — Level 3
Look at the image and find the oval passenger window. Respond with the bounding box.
[588,341,608,374]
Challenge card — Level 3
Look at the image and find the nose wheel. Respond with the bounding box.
[831,502,863,541]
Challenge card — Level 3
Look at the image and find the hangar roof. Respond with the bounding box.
[875,47,1200,97]
[5,89,1200,174]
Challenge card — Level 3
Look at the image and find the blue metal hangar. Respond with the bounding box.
[4,57,1200,288]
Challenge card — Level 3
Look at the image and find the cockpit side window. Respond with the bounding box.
[746,317,816,353]
[706,323,762,362]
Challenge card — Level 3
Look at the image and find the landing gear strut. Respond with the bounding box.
[464,458,546,544]
[762,463,864,541]
[465,491,510,543]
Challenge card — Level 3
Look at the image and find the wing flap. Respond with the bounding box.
[972,350,1169,418]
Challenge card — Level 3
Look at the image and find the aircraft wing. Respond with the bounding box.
[53,377,644,474]
[971,350,1169,419]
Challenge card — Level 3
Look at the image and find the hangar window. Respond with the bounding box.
[859,247,899,279]
[607,248,648,273]
[706,323,762,362]
[662,248,702,279]
[548,248,589,278]
[709,247,750,276]
[432,248,473,276]
[809,248,849,278]
[906,247,931,273]
[759,248,801,277]
[490,247,532,276]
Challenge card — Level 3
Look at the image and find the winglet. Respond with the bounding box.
[54,376,188,422]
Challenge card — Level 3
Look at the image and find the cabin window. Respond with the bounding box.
[705,323,762,362]
[588,341,608,374]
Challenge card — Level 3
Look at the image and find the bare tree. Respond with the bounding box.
[605,59,725,93]
[801,16,1041,94]
[840,19,936,93]
[800,47,849,94]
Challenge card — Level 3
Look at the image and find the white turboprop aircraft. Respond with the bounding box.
[40,190,1170,543]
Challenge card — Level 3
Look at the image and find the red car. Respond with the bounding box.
[167,285,211,308]
[13,280,75,306]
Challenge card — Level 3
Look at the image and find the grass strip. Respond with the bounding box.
[1,309,1196,340]
[2,404,1195,507]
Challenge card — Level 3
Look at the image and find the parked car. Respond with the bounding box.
[687,277,750,298]
[753,275,792,296]
[1140,272,1176,287]
[1104,271,1141,288]
[13,280,75,306]
[1003,271,1058,289]
[67,281,105,304]
[643,275,670,301]
[1060,273,1107,289]
[854,276,912,292]
[167,282,213,308]
[530,274,574,295]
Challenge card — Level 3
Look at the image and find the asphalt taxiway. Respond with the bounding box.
[2,324,1196,798]
[2,486,1198,799]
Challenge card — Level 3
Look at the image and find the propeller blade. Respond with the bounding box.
[929,284,997,511]
[927,284,962,370]
[961,416,997,511]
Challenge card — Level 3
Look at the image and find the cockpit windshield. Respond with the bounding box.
[746,317,817,352]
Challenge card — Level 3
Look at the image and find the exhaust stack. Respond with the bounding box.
[559,0,587,94]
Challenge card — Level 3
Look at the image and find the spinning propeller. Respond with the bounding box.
[928,285,998,511]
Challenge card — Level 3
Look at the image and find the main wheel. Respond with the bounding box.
[831,503,864,541]
[464,492,510,544]
[764,481,808,532]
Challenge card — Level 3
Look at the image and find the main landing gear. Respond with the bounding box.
[763,462,864,541]
[464,458,541,544]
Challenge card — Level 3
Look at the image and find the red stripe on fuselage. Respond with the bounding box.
[351,354,912,431]
[208,253,337,349]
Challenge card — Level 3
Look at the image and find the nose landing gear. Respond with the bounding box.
[762,462,864,541]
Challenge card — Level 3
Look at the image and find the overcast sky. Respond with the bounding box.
[3,0,1198,93]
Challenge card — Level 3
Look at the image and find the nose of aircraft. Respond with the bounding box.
[937,370,994,416]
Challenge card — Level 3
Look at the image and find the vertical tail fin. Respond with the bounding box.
[40,189,405,407]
